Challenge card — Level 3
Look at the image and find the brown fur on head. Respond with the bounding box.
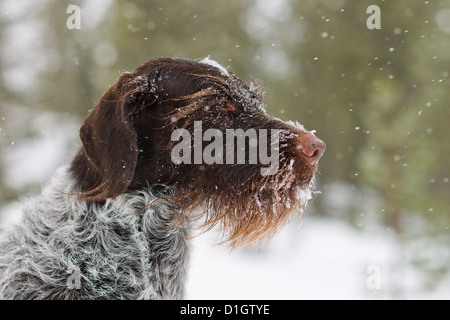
[71,57,325,248]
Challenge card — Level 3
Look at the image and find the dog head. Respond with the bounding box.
[71,57,325,247]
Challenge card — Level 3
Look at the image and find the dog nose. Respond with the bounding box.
[296,134,326,165]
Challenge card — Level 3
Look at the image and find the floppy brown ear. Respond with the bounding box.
[75,72,152,201]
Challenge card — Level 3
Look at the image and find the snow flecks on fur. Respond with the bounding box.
[0,166,188,300]
[200,56,230,76]
[182,152,317,248]
[198,57,266,114]
[296,185,313,207]
[285,119,306,132]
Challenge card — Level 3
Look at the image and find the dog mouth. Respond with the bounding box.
[259,159,316,210]
[172,161,317,248]
[209,157,317,247]
[167,117,324,247]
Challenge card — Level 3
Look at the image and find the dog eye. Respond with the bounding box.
[220,102,237,112]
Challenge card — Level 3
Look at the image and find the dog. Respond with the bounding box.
[0,57,325,299]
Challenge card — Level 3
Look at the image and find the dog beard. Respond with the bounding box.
[171,158,317,248]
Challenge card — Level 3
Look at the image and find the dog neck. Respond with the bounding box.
[30,165,188,299]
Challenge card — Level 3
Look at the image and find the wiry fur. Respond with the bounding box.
[0,166,187,299]
[0,57,325,299]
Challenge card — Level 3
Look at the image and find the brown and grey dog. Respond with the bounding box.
[0,58,325,299]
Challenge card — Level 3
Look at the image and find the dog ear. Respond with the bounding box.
[78,72,154,201]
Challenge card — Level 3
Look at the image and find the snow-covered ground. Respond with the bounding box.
[186,216,449,300]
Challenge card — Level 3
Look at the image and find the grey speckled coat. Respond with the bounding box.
[0,165,188,299]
